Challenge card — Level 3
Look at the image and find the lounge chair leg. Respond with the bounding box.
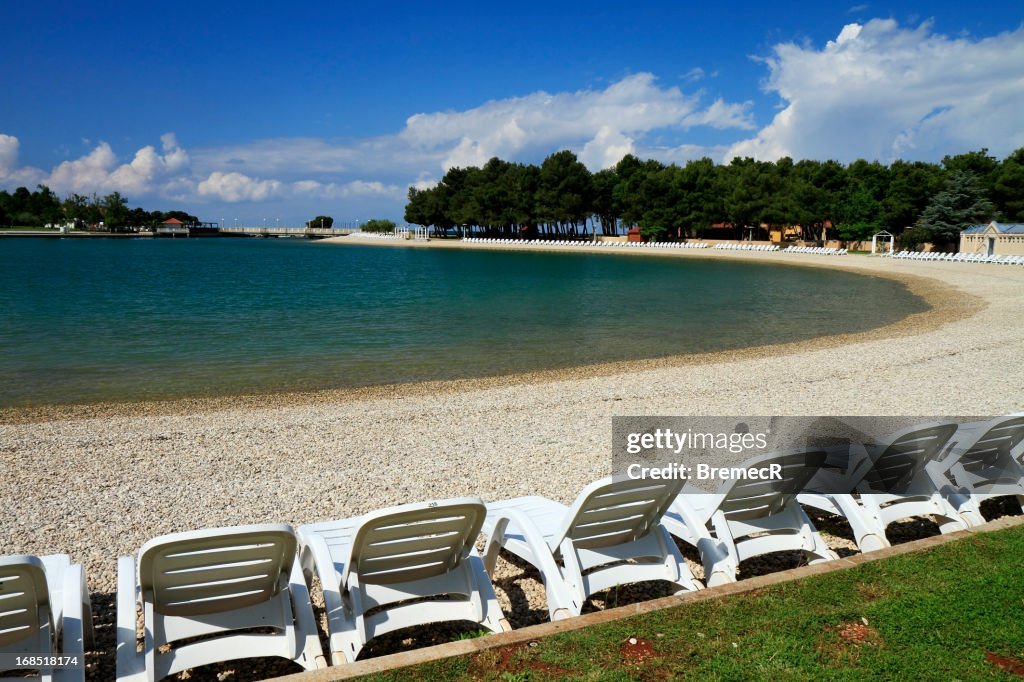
[857,532,889,553]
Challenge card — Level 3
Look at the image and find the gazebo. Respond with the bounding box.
[156,218,189,237]
[870,230,894,255]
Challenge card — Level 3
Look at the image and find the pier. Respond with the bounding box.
[215,226,355,238]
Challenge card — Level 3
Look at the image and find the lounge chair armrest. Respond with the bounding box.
[837,443,874,491]
[481,507,565,581]
[298,531,351,628]
[481,515,510,576]
[287,559,328,669]
[924,456,959,485]
[116,555,143,679]
[56,563,87,682]
[664,497,713,545]
[298,532,345,592]
[482,508,579,620]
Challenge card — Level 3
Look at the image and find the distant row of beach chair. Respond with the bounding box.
[461,238,852,255]
[714,243,780,251]
[462,237,710,248]
[884,250,1024,265]
[354,235,1023,265]
[6,415,1022,679]
[782,245,848,255]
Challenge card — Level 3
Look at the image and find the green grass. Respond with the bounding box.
[360,525,1024,681]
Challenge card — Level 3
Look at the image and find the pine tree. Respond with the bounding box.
[918,171,994,245]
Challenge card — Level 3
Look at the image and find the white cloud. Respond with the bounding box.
[163,70,753,213]
[194,137,361,176]
[187,73,751,182]
[398,73,752,171]
[644,142,732,166]
[0,134,19,175]
[727,19,1024,162]
[292,179,404,200]
[106,135,190,195]
[45,142,120,194]
[579,126,636,170]
[682,67,706,83]
[411,174,439,191]
[19,133,193,196]
[0,134,45,186]
[197,171,283,202]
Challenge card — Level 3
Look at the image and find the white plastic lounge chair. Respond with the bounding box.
[798,421,966,552]
[481,477,702,621]
[298,498,508,664]
[116,524,325,681]
[931,414,1024,521]
[661,449,837,585]
[0,555,91,682]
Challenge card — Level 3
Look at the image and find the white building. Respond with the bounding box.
[960,221,1024,256]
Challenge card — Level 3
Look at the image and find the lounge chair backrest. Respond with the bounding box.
[718,449,828,521]
[954,415,1024,479]
[347,498,486,586]
[138,524,297,617]
[0,555,51,649]
[861,422,959,493]
[558,477,683,550]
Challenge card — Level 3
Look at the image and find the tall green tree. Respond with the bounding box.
[941,148,999,195]
[102,192,129,231]
[537,150,592,235]
[880,160,945,232]
[993,147,1024,222]
[612,154,648,228]
[590,168,620,235]
[723,158,778,239]
[675,157,720,239]
[62,193,90,227]
[918,170,995,245]
[362,218,396,233]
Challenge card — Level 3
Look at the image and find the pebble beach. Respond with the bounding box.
[2,242,1023,679]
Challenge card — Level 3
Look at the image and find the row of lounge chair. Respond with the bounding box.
[713,243,780,251]
[884,250,1024,265]
[5,415,1022,680]
[461,237,711,248]
[783,245,848,255]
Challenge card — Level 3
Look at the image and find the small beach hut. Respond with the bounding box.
[156,218,189,237]
[959,222,1024,257]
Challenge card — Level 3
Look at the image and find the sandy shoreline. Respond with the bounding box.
[2,239,1023,678]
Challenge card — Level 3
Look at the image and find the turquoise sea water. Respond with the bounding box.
[0,239,927,406]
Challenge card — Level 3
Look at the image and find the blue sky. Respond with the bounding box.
[2,1,1022,225]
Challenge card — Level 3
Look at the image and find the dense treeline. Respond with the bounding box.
[361,219,397,233]
[405,148,1024,246]
[0,186,198,231]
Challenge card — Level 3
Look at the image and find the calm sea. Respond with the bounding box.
[0,238,927,406]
